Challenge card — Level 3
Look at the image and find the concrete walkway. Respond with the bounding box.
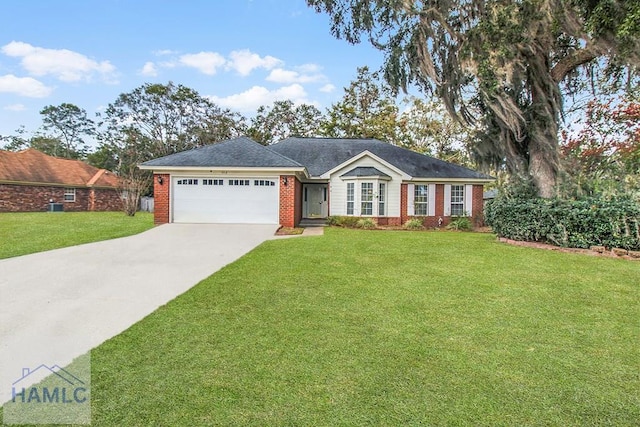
[0,224,278,403]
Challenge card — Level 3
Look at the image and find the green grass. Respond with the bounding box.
[2,228,638,426]
[0,212,154,259]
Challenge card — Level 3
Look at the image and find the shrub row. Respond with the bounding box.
[326,216,376,229]
[485,195,640,250]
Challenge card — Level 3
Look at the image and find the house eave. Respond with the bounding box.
[340,175,392,181]
[0,179,118,189]
[405,177,495,184]
[138,165,310,178]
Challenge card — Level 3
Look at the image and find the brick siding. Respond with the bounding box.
[279,175,301,228]
[0,183,121,212]
[153,174,170,224]
[399,183,487,229]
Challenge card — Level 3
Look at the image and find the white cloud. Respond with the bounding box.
[1,41,116,83]
[159,60,178,69]
[4,103,27,111]
[319,83,336,93]
[266,67,325,84]
[153,49,178,56]
[179,52,226,75]
[227,49,282,76]
[0,74,53,97]
[297,63,321,73]
[139,61,158,77]
[208,84,309,112]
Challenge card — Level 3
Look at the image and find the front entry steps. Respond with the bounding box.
[299,218,328,227]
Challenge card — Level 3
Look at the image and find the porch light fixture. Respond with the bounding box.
[283,177,288,186]
[157,176,164,185]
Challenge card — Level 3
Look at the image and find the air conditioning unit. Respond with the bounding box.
[48,202,64,212]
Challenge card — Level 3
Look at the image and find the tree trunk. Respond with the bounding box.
[528,135,558,198]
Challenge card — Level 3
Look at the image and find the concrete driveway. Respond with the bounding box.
[0,223,278,404]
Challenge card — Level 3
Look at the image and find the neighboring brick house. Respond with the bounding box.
[0,149,122,212]
[139,136,494,227]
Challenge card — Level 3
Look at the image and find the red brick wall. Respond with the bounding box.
[435,184,445,217]
[279,175,300,228]
[400,183,487,229]
[153,174,170,224]
[0,183,120,212]
[472,184,485,226]
[376,217,402,226]
[89,188,122,211]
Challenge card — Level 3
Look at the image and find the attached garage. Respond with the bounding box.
[172,177,279,224]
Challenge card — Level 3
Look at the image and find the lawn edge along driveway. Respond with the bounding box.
[0,223,278,404]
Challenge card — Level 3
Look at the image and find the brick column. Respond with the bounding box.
[400,183,408,224]
[435,184,444,217]
[472,184,485,226]
[153,174,170,224]
[279,175,298,228]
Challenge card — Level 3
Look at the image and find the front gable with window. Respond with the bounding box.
[327,153,404,219]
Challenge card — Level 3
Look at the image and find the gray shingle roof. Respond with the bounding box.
[340,166,390,178]
[270,137,494,180]
[140,137,303,168]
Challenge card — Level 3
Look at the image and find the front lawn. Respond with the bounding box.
[84,228,638,426]
[0,212,154,259]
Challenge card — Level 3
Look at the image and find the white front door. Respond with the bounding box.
[304,184,328,218]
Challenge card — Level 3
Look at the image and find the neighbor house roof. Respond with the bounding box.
[270,137,493,180]
[0,149,120,188]
[140,136,304,169]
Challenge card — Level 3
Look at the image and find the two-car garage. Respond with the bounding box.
[172,176,280,224]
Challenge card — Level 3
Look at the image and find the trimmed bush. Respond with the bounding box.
[404,218,425,230]
[326,216,341,226]
[485,195,640,250]
[446,216,473,231]
[326,216,362,228]
[356,218,377,229]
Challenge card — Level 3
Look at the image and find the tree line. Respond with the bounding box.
[2,68,638,212]
[1,67,479,214]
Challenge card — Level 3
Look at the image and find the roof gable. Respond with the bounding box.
[270,137,494,181]
[140,137,303,169]
[325,150,409,180]
[0,149,119,188]
[340,166,391,178]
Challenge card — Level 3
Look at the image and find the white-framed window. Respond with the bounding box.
[202,179,224,186]
[346,182,355,215]
[361,182,373,215]
[414,185,428,216]
[228,179,250,186]
[63,188,76,202]
[177,179,198,185]
[378,183,386,216]
[254,179,276,186]
[451,185,465,216]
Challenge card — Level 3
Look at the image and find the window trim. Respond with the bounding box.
[414,184,428,216]
[63,188,76,203]
[360,182,374,216]
[450,184,465,216]
[378,182,386,216]
[346,182,355,215]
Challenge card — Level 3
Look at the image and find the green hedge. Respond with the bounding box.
[485,196,640,250]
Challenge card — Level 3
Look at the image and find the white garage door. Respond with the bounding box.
[172,177,279,224]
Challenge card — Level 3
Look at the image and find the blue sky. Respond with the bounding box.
[0,0,384,140]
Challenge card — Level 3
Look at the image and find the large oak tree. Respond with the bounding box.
[307,0,640,197]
